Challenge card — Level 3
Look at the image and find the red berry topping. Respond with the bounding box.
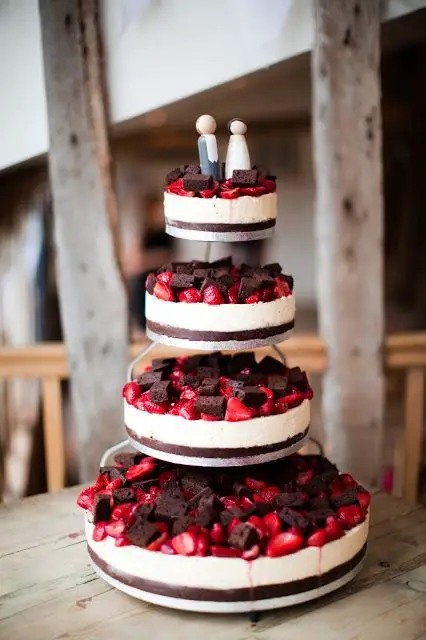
[77,487,96,511]
[172,531,197,556]
[178,288,202,303]
[157,271,173,284]
[266,530,304,557]
[260,287,275,302]
[222,496,241,510]
[153,281,174,301]
[264,512,282,537]
[211,546,242,558]
[244,477,268,491]
[247,515,269,539]
[260,485,281,503]
[125,458,156,482]
[158,470,177,486]
[242,544,260,560]
[114,535,130,547]
[122,381,141,404]
[210,522,226,544]
[105,520,127,539]
[147,532,168,552]
[227,285,239,304]
[325,516,344,540]
[160,540,176,555]
[111,503,135,525]
[202,284,224,305]
[296,469,315,486]
[92,521,108,542]
[225,397,256,422]
[274,277,291,298]
[259,386,275,416]
[356,491,371,510]
[245,291,261,304]
[105,477,123,491]
[195,531,210,556]
[307,529,329,547]
[336,505,364,529]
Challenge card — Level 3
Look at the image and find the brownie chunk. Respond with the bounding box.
[268,375,289,398]
[149,380,173,403]
[197,366,219,379]
[258,356,286,375]
[220,507,246,527]
[112,488,136,505]
[198,379,219,396]
[309,508,335,525]
[264,262,282,275]
[330,492,359,508]
[176,264,194,275]
[193,268,211,282]
[183,173,213,192]
[114,452,142,468]
[127,520,160,548]
[184,164,201,175]
[238,277,259,302]
[231,169,258,187]
[94,494,111,523]
[166,167,183,185]
[181,471,210,494]
[274,492,308,508]
[228,522,259,550]
[194,396,226,419]
[170,273,195,290]
[232,386,267,408]
[172,515,196,535]
[99,465,122,481]
[151,357,175,371]
[230,352,257,374]
[210,256,232,268]
[136,370,163,390]
[145,272,157,295]
[182,375,201,388]
[132,503,154,521]
[288,367,306,389]
[154,492,187,522]
[279,507,310,531]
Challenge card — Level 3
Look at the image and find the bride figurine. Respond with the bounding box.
[225,118,251,179]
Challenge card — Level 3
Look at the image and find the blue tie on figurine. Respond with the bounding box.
[196,114,221,181]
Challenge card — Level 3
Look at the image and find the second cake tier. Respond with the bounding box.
[145,258,295,350]
[123,351,312,466]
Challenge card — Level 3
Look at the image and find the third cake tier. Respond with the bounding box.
[123,351,312,466]
[145,258,295,350]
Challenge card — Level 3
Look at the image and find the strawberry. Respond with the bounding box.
[202,284,224,305]
[210,522,226,544]
[195,531,210,556]
[149,486,161,501]
[92,521,108,542]
[93,474,107,491]
[228,518,242,534]
[147,532,168,552]
[325,516,344,540]
[227,285,239,304]
[247,515,268,539]
[220,188,241,200]
[177,399,198,420]
[356,491,371,510]
[264,512,282,537]
[330,476,346,494]
[178,288,202,303]
[274,277,291,298]
[275,389,304,413]
[180,387,199,401]
[143,397,168,415]
[258,386,274,416]
[125,458,156,481]
[296,469,315,486]
[160,540,176,555]
[266,530,304,557]
[225,397,255,422]
[242,545,260,560]
[114,535,130,547]
[157,271,173,284]
[122,381,141,404]
[245,291,261,304]
[200,413,220,421]
[307,529,329,547]
[230,265,241,281]
[260,287,275,302]
[154,521,169,534]
[337,505,364,529]
[105,520,127,539]
[244,477,268,491]
[340,473,357,489]
[210,546,242,558]
[260,485,281,504]
[105,477,123,491]
[153,281,174,301]
[240,496,255,510]
[77,487,96,511]
[111,503,135,525]
[221,496,241,510]
[172,531,197,556]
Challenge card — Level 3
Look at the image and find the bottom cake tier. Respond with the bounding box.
[78,452,370,613]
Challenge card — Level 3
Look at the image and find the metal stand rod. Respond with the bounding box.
[100,439,129,467]
[271,343,287,365]
[127,340,159,381]
[204,241,212,263]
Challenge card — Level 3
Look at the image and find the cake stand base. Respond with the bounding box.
[145,329,294,352]
[89,559,364,613]
[165,225,275,242]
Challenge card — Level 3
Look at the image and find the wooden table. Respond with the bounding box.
[1,488,426,640]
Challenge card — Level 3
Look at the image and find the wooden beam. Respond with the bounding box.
[312,0,384,486]
[39,0,128,480]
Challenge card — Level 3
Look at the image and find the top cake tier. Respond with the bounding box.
[163,115,277,242]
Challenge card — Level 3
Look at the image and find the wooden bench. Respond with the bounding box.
[0,333,425,501]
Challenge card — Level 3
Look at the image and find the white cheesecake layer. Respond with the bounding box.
[86,515,369,591]
[145,293,295,332]
[124,399,310,448]
[164,191,277,224]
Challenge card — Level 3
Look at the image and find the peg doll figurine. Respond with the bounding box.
[195,114,221,181]
[225,118,251,179]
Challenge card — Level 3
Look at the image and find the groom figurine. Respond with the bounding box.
[195,115,221,181]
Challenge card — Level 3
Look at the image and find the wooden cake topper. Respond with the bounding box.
[225,118,251,179]
[196,114,221,181]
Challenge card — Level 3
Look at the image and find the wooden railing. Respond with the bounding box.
[0,333,425,501]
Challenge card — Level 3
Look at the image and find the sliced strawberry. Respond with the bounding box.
[275,389,304,413]
[258,385,274,416]
[219,188,241,200]
[296,469,315,486]
[172,531,197,556]
[260,485,281,503]
[247,515,268,539]
[111,503,135,525]
[195,531,210,556]
[93,474,107,491]
[160,540,176,555]
[260,287,275,302]
[105,477,123,491]
[157,271,173,284]
[336,505,364,529]
[92,521,108,542]
[153,281,174,301]
[210,522,226,544]
[178,288,202,303]
[264,512,282,537]
[143,398,168,415]
[240,496,255,510]
[244,477,268,491]
[210,546,242,558]
[200,413,221,421]
[76,487,96,511]
[114,535,130,547]
[274,277,291,298]
[180,387,199,401]
[307,529,329,547]
[221,496,241,510]
[225,397,255,422]
[245,291,261,304]
[356,491,371,510]
[147,532,168,552]
[125,458,156,481]
[122,381,141,404]
[242,544,260,560]
[325,516,344,540]
[266,530,304,557]
[105,520,127,539]
[202,284,224,305]
[177,399,198,420]
[227,285,239,304]
[340,473,357,489]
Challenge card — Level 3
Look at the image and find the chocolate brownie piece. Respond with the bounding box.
[228,522,259,550]
[136,370,163,390]
[184,164,201,175]
[183,174,212,192]
[233,481,254,499]
[198,379,219,396]
[268,375,289,398]
[231,169,258,187]
[238,277,259,302]
[247,373,266,386]
[114,452,142,468]
[197,366,219,379]
[127,520,160,547]
[93,494,111,523]
[209,256,232,268]
[154,493,187,522]
[284,274,294,291]
[200,277,219,294]
[288,367,306,390]
[170,273,195,290]
[149,380,173,403]
[232,386,267,408]
[172,515,195,535]
[112,488,136,505]
[220,507,246,527]
[132,503,154,521]
[264,262,282,275]
[182,375,201,388]
[151,357,175,371]
[176,264,194,275]
[279,507,310,531]
[145,272,157,295]
[230,352,257,374]
[330,492,359,508]
[166,167,183,185]
[309,508,335,525]
[253,501,274,516]
[180,472,210,494]
[193,268,211,282]
[99,465,122,480]
[274,492,308,508]
[194,396,226,419]
[258,356,286,375]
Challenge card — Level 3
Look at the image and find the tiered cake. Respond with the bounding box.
[78,116,369,613]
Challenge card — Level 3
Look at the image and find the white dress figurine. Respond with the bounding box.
[195,115,221,181]
[225,118,251,179]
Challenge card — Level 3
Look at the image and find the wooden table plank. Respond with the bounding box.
[1,488,425,640]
